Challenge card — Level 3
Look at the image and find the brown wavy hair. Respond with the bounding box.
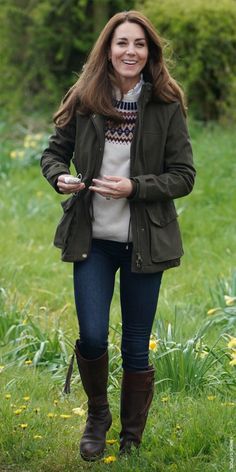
[54,10,186,126]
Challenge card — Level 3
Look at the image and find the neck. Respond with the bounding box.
[119,76,141,94]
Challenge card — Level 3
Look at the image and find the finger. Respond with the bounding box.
[103,175,121,182]
[91,179,116,190]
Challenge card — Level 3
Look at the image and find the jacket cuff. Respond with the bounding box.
[49,173,70,194]
[127,178,138,200]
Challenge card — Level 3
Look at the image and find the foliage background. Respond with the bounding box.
[1,0,236,122]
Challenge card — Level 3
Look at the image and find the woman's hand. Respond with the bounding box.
[89,175,133,199]
[57,174,85,194]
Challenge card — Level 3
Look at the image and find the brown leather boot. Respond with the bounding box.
[119,367,155,454]
[75,341,112,461]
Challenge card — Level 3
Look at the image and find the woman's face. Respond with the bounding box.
[109,21,148,93]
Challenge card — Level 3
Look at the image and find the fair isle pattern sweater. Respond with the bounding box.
[92,79,143,242]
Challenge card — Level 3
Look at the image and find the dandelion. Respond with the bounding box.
[149,339,158,352]
[59,414,72,419]
[227,337,236,349]
[106,439,118,445]
[161,396,170,403]
[14,409,23,415]
[19,405,27,410]
[53,399,58,406]
[207,395,216,401]
[0,365,5,373]
[23,396,30,402]
[224,295,236,306]
[207,308,220,316]
[24,360,32,365]
[72,407,86,416]
[47,413,56,418]
[19,423,28,430]
[34,435,43,440]
[229,358,236,366]
[5,394,11,400]
[34,407,40,414]
[103,455,117,464]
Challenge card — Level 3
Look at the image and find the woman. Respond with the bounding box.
[41,10,195,461]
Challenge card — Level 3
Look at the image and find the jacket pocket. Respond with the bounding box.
[145,202,183,263]
[54,194,79,249]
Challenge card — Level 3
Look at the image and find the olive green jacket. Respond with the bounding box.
[40,83,196,273]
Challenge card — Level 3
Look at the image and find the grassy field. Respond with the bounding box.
[0,117,236,471]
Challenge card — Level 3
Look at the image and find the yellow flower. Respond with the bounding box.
[59,414,72,419]
[29,140,37,148]
[149,339,158,352]
[24,360,32,365]
[228,337,236,349]
[161,396,170,403]
[224,295,236,306]
[23,396,30,402]
[103,455,117,464]
[207,395,216,401]
[10,150,17,159]
[72,407,86,416]
[19,423,28,429]
[207,308,220,316]
[14,409,23,415]
[0,365,5,373]
[5,394,11,400]
[34,435,43,439]
[229,358,236,366]
[106,439,118,445]
[34,133,43,140]
[199,351,208,358]
[34,407,40,414]
[19,405,27,410]
[53,399,58,406]
[47,413,56,418]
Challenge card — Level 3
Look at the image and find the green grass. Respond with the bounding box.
[0,117,236,471]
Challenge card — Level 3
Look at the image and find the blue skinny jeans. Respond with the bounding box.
[73,239,163,371]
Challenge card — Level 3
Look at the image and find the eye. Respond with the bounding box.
[136,42,146,48]
[117,41,127,46]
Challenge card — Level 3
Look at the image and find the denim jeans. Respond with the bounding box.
[73,239,163,371]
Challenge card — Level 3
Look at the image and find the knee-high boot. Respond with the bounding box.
[74,341,112,461]
[119,367,155,453]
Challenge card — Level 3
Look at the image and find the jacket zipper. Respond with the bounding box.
[129,89,148,270]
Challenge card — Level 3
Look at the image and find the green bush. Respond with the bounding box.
[0,0,135,117]
[139,0,236,122]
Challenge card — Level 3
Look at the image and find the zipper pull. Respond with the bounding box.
[136,253,143,269]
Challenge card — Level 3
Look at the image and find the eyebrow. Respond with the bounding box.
[116,37,146,41]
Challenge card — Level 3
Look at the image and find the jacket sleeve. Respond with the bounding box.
[129,104,196,202]
[40,117,76,192]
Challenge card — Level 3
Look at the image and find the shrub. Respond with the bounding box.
[139,0,236,122]
[0,0,135,117]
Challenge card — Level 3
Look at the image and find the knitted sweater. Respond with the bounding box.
[92,79,143,242]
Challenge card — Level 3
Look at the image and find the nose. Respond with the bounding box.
[126,43,136,55]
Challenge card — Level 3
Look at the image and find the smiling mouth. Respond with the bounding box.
[122,60,138,65]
